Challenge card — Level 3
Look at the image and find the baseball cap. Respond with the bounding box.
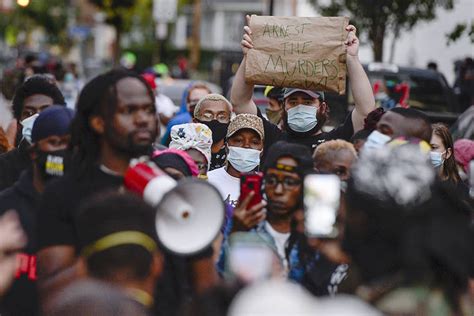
[226,114,264,141]
[283,88,325,101]
[141,73,156,90]
[264,86,284,99]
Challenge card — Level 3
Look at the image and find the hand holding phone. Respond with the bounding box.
[304,174,340,238]
[239,172,263,209]
[232,191,267,232]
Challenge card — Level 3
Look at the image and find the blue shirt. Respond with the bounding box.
[161,112,192,146]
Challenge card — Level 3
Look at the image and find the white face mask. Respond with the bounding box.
[227,146,261,173]
[363,130,391,151]
[21,113,40,144]
[287,105,318,133]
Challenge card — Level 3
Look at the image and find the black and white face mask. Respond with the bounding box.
[35,149,69,181]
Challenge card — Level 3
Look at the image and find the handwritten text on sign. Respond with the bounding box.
[245,16,349,94]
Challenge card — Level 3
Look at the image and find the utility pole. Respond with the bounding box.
[269,0,274,15]
[190,0,201,70]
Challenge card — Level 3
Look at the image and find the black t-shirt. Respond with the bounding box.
[0,169,40,316]
[257,109,354,153]
[38,166,123,250]
[0,140,31,191]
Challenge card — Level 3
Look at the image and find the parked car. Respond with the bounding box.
[226,63,461,127]
[450,105,474,140]
[156,78,222,107]
[326,63,461,126]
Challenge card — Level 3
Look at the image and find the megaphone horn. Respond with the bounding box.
[156,178,225,255]
[124,158,225,255]
[124,159,177,207]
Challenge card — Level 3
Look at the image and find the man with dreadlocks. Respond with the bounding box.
[36,69,158,303]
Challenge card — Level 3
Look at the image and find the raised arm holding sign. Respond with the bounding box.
[231,15,375,150]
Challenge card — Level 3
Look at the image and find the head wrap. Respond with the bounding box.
[226,113,264,141]
[170,123,212,167]
[387,136,431,154]
[75,192,158,255]
[31,105,74,143]
[454,139,474,173]
[152,148,199,177]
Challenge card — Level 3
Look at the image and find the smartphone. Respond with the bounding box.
[239,172,263,209]
[227,232,276,283]
[304,174,340,238]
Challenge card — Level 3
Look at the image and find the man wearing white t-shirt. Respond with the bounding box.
[208,113,265,207]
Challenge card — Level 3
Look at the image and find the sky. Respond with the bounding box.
[297,0,474,85]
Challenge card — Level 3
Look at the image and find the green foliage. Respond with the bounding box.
[309,0,455,61]
[0,0,70,47]
[446,21,474,45]
[88,0,145,32]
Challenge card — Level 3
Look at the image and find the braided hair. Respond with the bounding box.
[70,69,155,177]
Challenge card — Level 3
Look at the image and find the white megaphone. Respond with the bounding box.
[124,158,225,255]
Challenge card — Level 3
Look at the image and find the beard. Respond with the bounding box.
[105,126,157,157]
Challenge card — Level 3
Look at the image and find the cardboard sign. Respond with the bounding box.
[245,16,349,95]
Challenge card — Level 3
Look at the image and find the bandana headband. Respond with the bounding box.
[81,231,157,259]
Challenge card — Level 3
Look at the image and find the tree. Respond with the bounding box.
[88,0,146,64]
[309,0,454,61]
[446,21,474,45]
[0,0,70,50]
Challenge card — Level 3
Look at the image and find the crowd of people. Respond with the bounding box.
[0,16,473,316]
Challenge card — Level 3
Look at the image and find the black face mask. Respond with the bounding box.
[197,119,229,143]
[210,146,227,171]
[35,149,69,182]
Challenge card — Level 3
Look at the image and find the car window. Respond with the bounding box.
[406,74,450,112]
[348,69,456,114]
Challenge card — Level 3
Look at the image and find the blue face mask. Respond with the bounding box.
[363,130,391,151]
[429,151,445,168]
[287,105,318,133]
[227,146,261,173]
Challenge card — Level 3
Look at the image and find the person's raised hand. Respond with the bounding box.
[344,25,359,57]
[0,210,27,255]
[307,237,350,264]
[293,209,350,264]
[232,191,266,232]
[0,210,27,296]
[241,15,254,55]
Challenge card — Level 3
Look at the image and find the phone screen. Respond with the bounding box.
[304,174,340,238]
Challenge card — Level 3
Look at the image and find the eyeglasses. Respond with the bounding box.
[199,112,230,124]
[264,175,301,189]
